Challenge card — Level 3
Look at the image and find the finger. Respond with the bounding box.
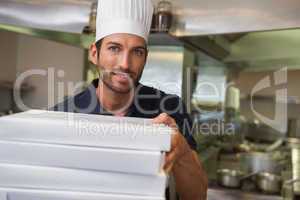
[163,148,180,172]
[170,131,181,149]
[164,162,174,174]
[152,113,173,125]
[152,113,178,130]
[169,133,191,161]
[164,151,177,167]
[164,153,176,172]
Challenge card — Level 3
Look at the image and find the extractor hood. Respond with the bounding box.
[1,0,300,36]
[0,0,91,34]
[1,0,300,64]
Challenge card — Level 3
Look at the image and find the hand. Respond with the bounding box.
[152,113,192,174]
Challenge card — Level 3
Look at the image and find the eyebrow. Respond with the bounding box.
[134,46,147,51]
[106,42,147,51]
[106,42,122,46]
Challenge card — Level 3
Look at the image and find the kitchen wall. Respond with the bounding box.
[0,30,17,81]
[0,30,18,112]
[233,70,300,120]
[0,30,85,112]
[16,34,85,110]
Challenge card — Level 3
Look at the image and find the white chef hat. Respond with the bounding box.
[96,0,154,43]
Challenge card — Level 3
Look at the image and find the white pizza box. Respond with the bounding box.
[0,191,6,200]
[0,140,164,175]
[0,187,165,200]
[0,163,167,197]
[0,110,171,151]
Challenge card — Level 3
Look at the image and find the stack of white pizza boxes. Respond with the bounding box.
[0,110,172,200]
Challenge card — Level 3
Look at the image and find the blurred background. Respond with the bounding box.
[1,0,300,199]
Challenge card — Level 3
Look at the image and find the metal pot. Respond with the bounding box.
[239,152,285,174]
[217,169,257,188]
[256,172,282,194]
[217,169,244,188]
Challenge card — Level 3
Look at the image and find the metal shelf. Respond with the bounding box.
[0,81,34,92]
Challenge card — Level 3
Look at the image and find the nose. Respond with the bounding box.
[118,51,131,72]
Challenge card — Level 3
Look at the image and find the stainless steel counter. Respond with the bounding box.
[208,188,283,200]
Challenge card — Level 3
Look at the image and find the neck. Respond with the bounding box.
[96,81,134,116]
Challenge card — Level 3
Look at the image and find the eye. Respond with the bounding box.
[133,48,145,57]
[108,46,121,53]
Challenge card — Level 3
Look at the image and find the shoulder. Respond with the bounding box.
[51,83,97,113]
[134,84,184,115]
[135,84,189,130]
[136,84,167,96]
[136,84,181,105]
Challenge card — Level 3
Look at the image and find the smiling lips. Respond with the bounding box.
[112,71,131,83]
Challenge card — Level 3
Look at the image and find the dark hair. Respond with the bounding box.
[95,39,103,58]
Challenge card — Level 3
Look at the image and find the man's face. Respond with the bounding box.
[90,33,148,93]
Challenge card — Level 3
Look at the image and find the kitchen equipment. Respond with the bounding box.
[155,0,173,32]
[256,172,282,194]
[217,169,243,188]
[151,6,157,33]
[282,178,300,200]
[82,1,97,34]
[217,169,258,188]
[266,139,284,152]
[225,86,240,111]
[239,152,285,175]
[286,138,300,195]
[246,121,285,142]
[288,119,300,139]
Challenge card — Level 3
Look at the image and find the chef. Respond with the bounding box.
[53,0,207,199]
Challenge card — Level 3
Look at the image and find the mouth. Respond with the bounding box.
[111,71,131,83]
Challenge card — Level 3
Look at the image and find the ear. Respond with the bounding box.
[89,43,98,65]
